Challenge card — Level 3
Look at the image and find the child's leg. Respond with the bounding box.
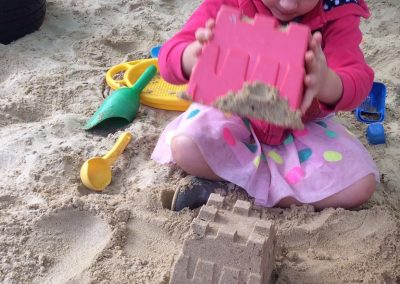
[154,103,378,210]
[277,174,376,210]
[172,133,377,210]
[312,174,376,209]
[172,134,376,210]
[168,134,230,211]
[171,134,222,181]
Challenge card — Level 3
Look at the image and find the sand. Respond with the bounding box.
[213,82,304,129]
[0,0,399,283]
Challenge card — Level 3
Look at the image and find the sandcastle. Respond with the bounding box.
[170,194,277,283]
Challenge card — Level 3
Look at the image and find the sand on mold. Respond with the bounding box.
[213,81,304,129]
[0,0,399,283]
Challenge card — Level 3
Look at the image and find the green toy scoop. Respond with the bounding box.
[84,65,157,130]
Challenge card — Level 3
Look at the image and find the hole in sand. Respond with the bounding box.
[160,189,175,210]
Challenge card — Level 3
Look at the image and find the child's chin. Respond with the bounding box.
[271,10,297,22]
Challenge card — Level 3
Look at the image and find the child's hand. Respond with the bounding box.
[182,19,215,78]
[301,32,343,114]
[301,32,328,113]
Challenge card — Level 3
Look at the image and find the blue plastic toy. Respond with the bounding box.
[150,45,161,58]
[355,82,386,124]
[366,123,386,145]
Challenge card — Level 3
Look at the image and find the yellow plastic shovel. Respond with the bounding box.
[80,132,132,191]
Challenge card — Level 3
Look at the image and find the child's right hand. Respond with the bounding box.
[182,19,215,78]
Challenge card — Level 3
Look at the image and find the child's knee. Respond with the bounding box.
[171,134,196,164]
[362,174,377,197]
[171,135,187,162]
[354,174,376,205]
[313,173,376,210]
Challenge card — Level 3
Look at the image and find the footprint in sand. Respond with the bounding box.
[125,218,179,268]
[32,208,111,283]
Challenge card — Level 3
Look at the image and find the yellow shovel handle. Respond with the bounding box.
[103,132,133,166]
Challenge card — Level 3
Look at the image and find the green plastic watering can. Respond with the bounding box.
[84,65,157,130]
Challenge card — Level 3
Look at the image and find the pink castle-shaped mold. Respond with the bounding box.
[187,5,310,111]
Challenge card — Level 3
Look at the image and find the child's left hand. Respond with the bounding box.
[301,32,343,114]
[301,32,328,113]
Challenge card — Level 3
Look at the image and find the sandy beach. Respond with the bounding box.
[0,0,399,283]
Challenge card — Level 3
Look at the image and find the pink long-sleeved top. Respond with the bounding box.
[158,0,374,145]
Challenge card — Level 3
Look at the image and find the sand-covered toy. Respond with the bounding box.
[184,5,309,127]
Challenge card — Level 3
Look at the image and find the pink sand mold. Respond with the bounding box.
[187,5,310,111]
[170,193,277,284]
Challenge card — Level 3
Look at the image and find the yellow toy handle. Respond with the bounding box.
[103,132,133,166]
[105,58,191,111]
[106,62,137,90]
[106,59,158,90]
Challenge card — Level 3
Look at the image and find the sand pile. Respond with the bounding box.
[0,0,399,283]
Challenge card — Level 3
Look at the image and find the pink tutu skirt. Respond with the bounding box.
[151,103,379,207]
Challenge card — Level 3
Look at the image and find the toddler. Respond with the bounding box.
[152,0,379,211]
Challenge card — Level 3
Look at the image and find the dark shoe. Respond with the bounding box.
[171,176,228,211]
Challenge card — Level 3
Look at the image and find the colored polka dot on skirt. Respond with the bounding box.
[242,118,251,130]
[187,109,200,119]
[298,148,312,163]
[244,142,258,153]
[285,166,305,185]
[323,150,343,162]
[267,151,283,164]
[284,134,294,145]
[261,153,267,161]
[253,156,260,168]
[222,127,236,146]
[325,129,338,138]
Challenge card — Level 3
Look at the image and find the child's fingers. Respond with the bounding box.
[195,28,207,43]
[304,74,316,87]
[308,35,317,50]
[305,50,315,70]
[313,31,322,45]
[205,18,215,29]
[301,92,314,114]
[195,28,213,43]
[205,29,214,41]
[302,74,317,113]
[305,50,314,63]
[301,85,316,114]
[308,32,323,54]
[195,19,215,44]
